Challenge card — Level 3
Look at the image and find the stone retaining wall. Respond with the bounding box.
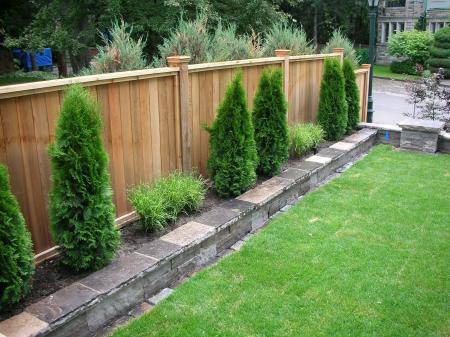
[0,128,378,337]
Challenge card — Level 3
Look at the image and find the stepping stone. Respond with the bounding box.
[0,312,48,337]
[148,288,173,305]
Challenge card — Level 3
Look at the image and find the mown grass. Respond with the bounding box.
[373,65,420,81]
[113,145,450,337]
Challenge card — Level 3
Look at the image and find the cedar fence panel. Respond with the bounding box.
[0,51,370,260]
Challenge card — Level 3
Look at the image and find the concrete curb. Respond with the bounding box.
[0,128,378,337]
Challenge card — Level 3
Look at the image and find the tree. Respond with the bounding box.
[49,85,120,271]
[0,164,34,310]
[317,58,348,141]
[205,72,257,197]
[415,13,427,31]
[388,30,434,65]
[342,58,360,132]
[252,68,288,176]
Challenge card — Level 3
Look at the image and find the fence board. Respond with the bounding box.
[0,55,369,258]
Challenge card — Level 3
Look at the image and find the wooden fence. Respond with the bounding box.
[0,49,370,260]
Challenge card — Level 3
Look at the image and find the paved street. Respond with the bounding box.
[372,78,412,125]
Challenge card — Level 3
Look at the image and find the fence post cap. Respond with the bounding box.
[332,48,345,54]
[167,55,191,66]
[275,49,291,57]
[361,64,371,69]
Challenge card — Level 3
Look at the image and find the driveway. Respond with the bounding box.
[372,78,412,125]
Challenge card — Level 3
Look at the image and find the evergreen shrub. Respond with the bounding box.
[206,72,257,197]
[428,27,450,78]
[252,68,288,176]
[129,172,205,231]
[317,58,348,141]
[49,85,120,271]
[288,124,324,157]
[390,60,417,75]
[0,165,34,310]
[342,58,360,132]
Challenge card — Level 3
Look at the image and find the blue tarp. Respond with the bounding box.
[12,48,53,70]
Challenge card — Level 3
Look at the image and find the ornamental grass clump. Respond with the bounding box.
[342,58,360,132]
[262,22,314,56]
[49,85,120,272]
[288,123,324,157]
[252,68,288,176]
[0,165,34,311]
[206,72,257,197]
[321,30,360,68]
[317,58,348,141]
[129,172,205,231]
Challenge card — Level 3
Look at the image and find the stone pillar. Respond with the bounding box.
[381,22,386,43]
[274,49,290,109]
[398,119,445,153]
[388,22,394,40]
[167,55,192,172]
[332,48,344,65]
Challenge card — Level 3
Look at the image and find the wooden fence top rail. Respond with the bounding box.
[288,52,341,62]
[355,68,370,74]
[188,57,284,72]
[0,67,179,99]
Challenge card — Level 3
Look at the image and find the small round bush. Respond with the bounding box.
[206,72,257,197]
[252,68,288,176]
[390,60,417,75]
[342,58,360,132]
[317,58,348,141]
[129,172,205,231]
[0,164,34,310]
[49,84,120,271]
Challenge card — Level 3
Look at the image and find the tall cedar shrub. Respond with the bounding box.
[49,85,120,271]
[317,58,348,141]
[342,58,360,132]
[252,68,288,176]
[0,165,34,310]
[428,27,450,78]
[206,72,257,197]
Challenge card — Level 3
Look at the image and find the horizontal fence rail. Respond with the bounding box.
[0,49,370,260]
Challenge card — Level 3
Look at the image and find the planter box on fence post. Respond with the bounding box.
[167,56,192,172]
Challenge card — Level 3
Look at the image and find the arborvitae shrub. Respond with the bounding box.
[317,58,348,141]
[49,85,120,271]
[342,58,360,132]
[206,72,257,197]
[252,68,288,176]
[0,165,34,310]
[429,27,450,79]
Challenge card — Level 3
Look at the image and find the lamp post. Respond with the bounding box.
[367,0,379,123]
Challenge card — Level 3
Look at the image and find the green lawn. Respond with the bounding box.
[113,146,450,337]
[373,65,420,81]
[0,76,43,86]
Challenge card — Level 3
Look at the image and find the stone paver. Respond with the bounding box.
[79,253,158,294]
[220,199,255,214]
[0,312,48,337]
[330,141,356,151]
[195,207,240,228]
[147,288,173,305]
[237,177,292,205]
[26,283,99,324]
[344,129,376,143]
[305,155,332,164]
[161,222,214,247]
[279,168,309,181]
[137,239,181,261]
[317,148,345,159]
[398,118,444,133]
[291,160,323,172]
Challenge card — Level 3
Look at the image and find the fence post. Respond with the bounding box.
[360,64,371,122]
[167,55,192,172]
[275,49,290,111]
[332,48,345,64]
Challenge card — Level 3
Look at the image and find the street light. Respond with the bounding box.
[367,0,379,123]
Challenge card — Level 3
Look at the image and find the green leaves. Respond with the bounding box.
[252,68,289,176]
[0,165,34,311]
[288,123,324,157]
[49,84,120,272]
[206,72,258,197]
[388,30,434,65]
[342,58,360,132]
[317,58,348,141]
[129,172,206,231]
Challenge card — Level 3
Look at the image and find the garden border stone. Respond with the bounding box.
[0,128,378,337]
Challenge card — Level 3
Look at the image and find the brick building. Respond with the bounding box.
[376,0,450,64]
